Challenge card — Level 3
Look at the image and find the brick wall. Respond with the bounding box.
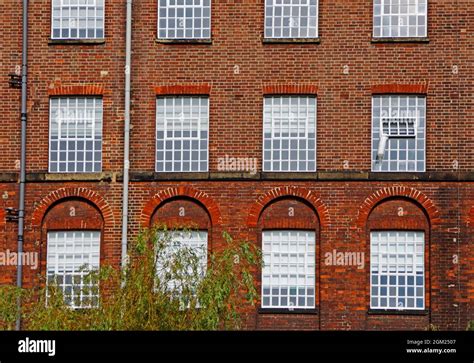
[0,0,471,330]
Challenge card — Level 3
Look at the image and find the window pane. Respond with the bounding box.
[263,96,316,172]
[46,231,101,309]
[158,0,211,39]
[372,95,425,172]
[156,96,209,172]
[373,0,427,38]
[49,97,103,173]
[265,0,318,38]
[51,0,104,39]
[370,231,425,310]
[156,230,208,296]
[261,230,315,309]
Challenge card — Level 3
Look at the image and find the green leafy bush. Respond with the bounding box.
[0,227,261,331]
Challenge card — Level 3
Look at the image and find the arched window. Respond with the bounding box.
[42,198,104,308]
[367,198,429,311]
[151,197,211,291]
[258,197,319,311]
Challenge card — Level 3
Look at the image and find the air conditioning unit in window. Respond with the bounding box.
[376,135,389,161]
[376,116,417,162]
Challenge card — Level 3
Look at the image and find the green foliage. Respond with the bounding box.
[0,227,261,331]
[467,321,474,331]
[0,285,24,330]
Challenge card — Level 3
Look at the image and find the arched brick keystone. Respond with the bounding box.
[31,187,115,228]
[356,187,441,228]
[141,186,222,227]
[247,186,330,228]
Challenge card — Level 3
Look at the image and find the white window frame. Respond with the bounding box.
[51,0,105,40]
[373,0,428,38]
[156,96,209,173]
[370,231,425,311]
[264,0,318,39]
[49,97,103,173]
[372,95,426,172]
[263,96,317,172]
[156,230,208,297]
[47,231,101,309]
[261,230,316,310]
[157,0,211,40]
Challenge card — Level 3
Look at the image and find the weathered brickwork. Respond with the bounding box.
[128,181,473,330]
[0,0,472,330]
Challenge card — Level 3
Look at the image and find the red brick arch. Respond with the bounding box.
[31,187,115,228]
[247,186,330,228]
[356,186,441,228]
[141,186,223,227]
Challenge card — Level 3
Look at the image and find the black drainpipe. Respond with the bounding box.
[16,0,28,331]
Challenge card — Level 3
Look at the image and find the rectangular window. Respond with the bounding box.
[158,0,211,39]
[49,97,103,173]
[372,95,425,172]
[156,231,208,294]
[264,0,318,39]
[262,230,315,309]
[263,96,316,172]
[51,0,105,39]
[370,231,425,310]
[156,97,209,172]
[373,0,427,38]
[47,231,101,309]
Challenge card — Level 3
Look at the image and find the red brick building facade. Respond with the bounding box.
[0,0,472,330]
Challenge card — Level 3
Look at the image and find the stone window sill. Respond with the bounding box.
[261,172,317,180]
[48,38,106,45]
[155,38,212,44]
[26,172,115,182]
[258,308,318,315]
[371,37,430,43]
[126,171,473,182]
[368,309,429,316]
[263,37,320,44]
